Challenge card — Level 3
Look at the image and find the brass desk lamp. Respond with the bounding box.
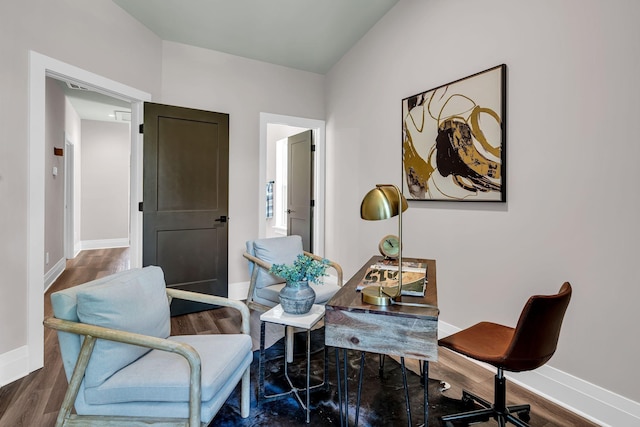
[360,184,408,305]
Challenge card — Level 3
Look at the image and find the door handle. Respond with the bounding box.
[286,209,294,214]
[214,215,228,223]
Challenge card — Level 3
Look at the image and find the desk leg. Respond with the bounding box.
[343,349,349,425]
[258,321,266,401]
[355,352,366,427]
[324,341,329,390]
[401,357,412,426]
[423,360,429,426]
[335,348,342,426]
[335,348,350,427]
[305,328,311,423]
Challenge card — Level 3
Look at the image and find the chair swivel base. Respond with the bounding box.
[441,388,531,427]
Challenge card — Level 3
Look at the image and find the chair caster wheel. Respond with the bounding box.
[461,394,475,407]
[518,411,531,422]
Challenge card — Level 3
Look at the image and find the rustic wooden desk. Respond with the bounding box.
[324,256,438,426]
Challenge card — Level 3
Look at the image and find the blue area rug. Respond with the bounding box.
[209,329,469,426]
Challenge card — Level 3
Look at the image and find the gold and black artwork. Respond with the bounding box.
[402,64,506,202]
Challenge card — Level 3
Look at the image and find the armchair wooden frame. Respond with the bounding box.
[243,251,343,312]
[44,289,251,427]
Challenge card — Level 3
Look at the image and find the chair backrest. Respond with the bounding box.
[50,266,170,386]
[246,235,304,289]
[502,282,572,372]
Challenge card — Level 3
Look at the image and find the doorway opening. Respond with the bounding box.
[266,127,308,239]
[53,77,133,272]
[259,113,326,255]
[28,51,151,372]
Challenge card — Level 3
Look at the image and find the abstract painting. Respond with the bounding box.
[402,64,506,202]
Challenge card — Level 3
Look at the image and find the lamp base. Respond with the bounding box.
[361,286,399,306]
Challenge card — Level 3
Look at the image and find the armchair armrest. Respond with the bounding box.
[43,316,203,426]
[44,316,201,362]
[242,252,273,311]
[243,251,343,286]
[303,251,344,286]
[165,288,250,335]
[243,251,271,270]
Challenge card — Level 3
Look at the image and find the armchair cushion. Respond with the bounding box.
[76,266,171,388]
[249,235,303,289]
[83,334,252,405]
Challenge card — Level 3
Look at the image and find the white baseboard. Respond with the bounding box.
[44,257,66,291]
[80,238,129,251]
[438,321,640,426]
[0,346,29,387]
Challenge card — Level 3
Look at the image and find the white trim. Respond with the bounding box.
[28,51,47,372]
[63,135,75,260]
[44,257,66,291]
[259,113,326,256]
[74,242,82,258]
[28,51,151,374]
[129,101,144,269]
[0,346,29,387]
[438,321,640,426]
[272,226,287,236]
[80,238,130,251]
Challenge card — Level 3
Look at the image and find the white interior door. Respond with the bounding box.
[287,130,313,251]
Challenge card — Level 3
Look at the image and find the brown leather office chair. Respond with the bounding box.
[438,282,572,427]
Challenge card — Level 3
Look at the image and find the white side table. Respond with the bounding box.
[259,304,326,423]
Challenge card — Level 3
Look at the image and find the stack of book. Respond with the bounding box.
[356,259,427,297]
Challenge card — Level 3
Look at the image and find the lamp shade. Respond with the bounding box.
[360,185,408,221]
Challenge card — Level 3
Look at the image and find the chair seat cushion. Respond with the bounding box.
[84,334,252,405]
[76,266,171,388]
[438,321,514,366]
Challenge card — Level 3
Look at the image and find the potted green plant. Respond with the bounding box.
[270,254,329,314]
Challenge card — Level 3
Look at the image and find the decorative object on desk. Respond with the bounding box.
[402,64,506,202]
[270,254,329,314]
[378,234,400,259]
[357,260,427,297]
[360,184,408,305]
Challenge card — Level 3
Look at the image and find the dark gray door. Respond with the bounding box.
[142,102,229,315]
[287,130,313,252]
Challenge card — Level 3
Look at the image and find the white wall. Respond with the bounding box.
[325,0,640,411]
[44,78,66,273]
[160,41,326,286]
[0,0,161,363]
[80,120,130,244]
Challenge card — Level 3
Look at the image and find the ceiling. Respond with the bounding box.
[113,0,399,74]
[64,0,398,122]
[59,80,133,122]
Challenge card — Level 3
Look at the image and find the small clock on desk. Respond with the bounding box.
[378,234,400,259]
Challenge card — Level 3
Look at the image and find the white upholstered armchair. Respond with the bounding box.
[45,266,252,427]
[243,235,343,312]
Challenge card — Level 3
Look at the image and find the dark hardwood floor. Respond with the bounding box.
[0,248,597,427]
